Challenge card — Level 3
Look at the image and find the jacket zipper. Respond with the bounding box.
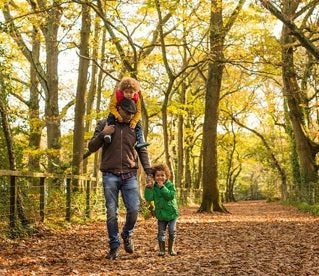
[120,127,123,173]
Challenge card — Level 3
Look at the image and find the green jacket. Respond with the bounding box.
[144,180,179,221]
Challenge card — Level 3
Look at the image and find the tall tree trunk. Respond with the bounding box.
[199,0,224,213]
[83,15,101,174]
[72,3,91,190]
[199,0,245,212]
[28,27,42,174]
[43,3,62,173]
[283,98,301,199]
[177,87,185,190]
[281,1,318,196]
[0,88,29,230]
[3,2,62,173]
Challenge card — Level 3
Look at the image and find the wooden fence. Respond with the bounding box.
[0,170,99,231]
[0,170,205,233]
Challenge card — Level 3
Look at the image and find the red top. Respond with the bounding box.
[116,89,139,103]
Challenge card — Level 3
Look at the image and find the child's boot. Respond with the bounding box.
[168,239,177,256]
[158,241,165,256]
[135,128,150,149]
[104,134,112,144]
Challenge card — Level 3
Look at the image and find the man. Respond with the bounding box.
[88,98,152,260]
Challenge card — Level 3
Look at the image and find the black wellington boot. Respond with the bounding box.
[168,239,177,256]
[158,241,165,256]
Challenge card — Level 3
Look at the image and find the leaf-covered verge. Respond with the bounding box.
[0,201,318,275]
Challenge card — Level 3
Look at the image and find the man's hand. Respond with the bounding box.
[102,124,115,135]
[145,182,153,188]
[145,174,153,188]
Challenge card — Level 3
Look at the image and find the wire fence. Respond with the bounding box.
[0,170,204,235]
[0,170,106,233]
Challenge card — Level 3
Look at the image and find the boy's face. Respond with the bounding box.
[154,170,167,185]
[123,89,137,100]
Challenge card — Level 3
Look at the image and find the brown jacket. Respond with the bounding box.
[88,118,152,175]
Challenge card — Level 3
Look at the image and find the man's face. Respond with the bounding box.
[118,106,134,123]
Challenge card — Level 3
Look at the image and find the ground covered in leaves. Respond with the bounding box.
[1,200,319,275]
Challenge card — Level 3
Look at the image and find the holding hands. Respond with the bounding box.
[145,174,153,188]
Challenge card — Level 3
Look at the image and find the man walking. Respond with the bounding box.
[88,98,152,259]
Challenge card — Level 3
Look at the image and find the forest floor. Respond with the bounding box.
[0,200,319,275]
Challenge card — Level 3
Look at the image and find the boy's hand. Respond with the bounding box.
[130,122,136,129]
[157,181,164,189]
[102,125,115,135]
[117,116,123,123]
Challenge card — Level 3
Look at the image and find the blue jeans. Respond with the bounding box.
[102,173,140,249]
[157,218,177,242]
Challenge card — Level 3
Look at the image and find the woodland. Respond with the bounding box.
[1,0,319,236]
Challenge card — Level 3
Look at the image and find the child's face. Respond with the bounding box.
[123,89,137,100]
[154,170,167,185]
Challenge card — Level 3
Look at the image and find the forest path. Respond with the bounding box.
[1,200,319,275]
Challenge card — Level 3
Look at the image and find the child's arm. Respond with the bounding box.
[144,185,154,201]
[159,181,176,201]
[130,97,141,128]
[109,93,121,120]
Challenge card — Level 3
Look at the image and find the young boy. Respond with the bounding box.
[144,163,179,256]
[104,77,150,149]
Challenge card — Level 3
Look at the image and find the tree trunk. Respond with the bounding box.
[72,3,91,190]
[0,91,29,230]
[199,0,224,213]
[283,99,301,199]
[40,4,62,173]
[83,15,101,173]
[28,27,42,176]
[177,86,186,190]
[199,0,245,213]
[281,1,318,195]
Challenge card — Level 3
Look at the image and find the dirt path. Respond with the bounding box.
[1,201,319,275]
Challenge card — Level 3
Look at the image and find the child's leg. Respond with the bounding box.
[104,113,116,143]
[135,120,150,149]
[167,218,177,256]
[157,220,167,256]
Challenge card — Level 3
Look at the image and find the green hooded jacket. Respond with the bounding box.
[144,179,179,221]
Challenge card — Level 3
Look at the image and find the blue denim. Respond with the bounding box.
[157,218,177,242]
[103,173,140,249]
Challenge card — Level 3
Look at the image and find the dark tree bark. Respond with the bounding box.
[28,27,42,174]
[3,1,63,173]
[280,0,319,192]
[260,0,319,61]
[199,0,245,213]
[72,3,91,190]
[0,86,29,230]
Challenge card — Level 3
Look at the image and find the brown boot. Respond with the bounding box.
[158,241,165,256]
[168,239,177,256]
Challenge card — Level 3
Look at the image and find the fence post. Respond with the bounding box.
[9,175,17,230]
[85,180,91,218]
[66,178,71,222]
[39,177,45,223]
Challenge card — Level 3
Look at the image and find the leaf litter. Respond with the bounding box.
[0,200,318,275]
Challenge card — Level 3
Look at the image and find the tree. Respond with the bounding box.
[72,3,91,190]
[199,0,246,213]
[3,1,63,173]
[279,0,319,199]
